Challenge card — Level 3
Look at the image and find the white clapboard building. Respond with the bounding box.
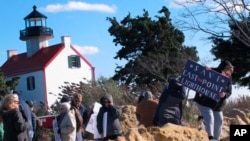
[0,6,95,109]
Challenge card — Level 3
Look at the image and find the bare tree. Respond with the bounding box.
[174,0,250,48]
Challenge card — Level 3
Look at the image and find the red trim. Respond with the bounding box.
[1,43,64,76]
[71,45,96,82]
[43,68,49,112]
[92,67,96,81]
[71,45,94,68]
[44,45,65,68]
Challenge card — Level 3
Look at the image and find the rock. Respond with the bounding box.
[118,105,209,141]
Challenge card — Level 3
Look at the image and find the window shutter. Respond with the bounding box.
[77,56,81,68]
[68,56,72,68]
[27,76,35,90]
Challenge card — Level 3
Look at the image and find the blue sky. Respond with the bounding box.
[0,0,212,77]
[0,0,248,98]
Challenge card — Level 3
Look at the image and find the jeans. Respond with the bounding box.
[76,131,83,141]
[196,103,223,140]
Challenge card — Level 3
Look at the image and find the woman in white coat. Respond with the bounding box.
[57,102,76,141]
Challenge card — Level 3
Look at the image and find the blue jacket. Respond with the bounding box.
[19,100,33,134]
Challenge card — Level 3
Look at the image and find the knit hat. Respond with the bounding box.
[60,95,71,103]
[26,100,34,107]
[102,93,113,104]
[12,90,22,96]
[144,91,153,99]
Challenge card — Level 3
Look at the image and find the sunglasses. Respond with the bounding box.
[104,101,111,104]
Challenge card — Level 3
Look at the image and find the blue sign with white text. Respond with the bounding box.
[180,59,230,102]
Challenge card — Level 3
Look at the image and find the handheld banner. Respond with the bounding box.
[180,59,230,102]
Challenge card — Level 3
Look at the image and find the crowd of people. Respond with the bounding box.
[0,60,234,141]
[0,92,41,141]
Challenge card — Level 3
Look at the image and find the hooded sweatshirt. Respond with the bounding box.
[97,94,123,137]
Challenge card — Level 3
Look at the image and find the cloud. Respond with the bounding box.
[73,44,99,55]
[42,1,117,13]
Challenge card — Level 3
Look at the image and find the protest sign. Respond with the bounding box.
[85,102,102,139]
[103,112,107,137]
[180,59,230,102]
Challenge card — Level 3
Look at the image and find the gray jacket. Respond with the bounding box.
[96,94,123,137]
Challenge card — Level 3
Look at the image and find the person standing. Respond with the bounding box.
[193,60,234,141]
[26,101,42,141]
[97,93,123,141]
[71,94,88,141]
[1,94,29,141]
[57,102,76,141]
[13,91,34,141]
[136,91,158,127]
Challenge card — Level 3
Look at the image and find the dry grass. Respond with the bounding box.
[223,95,250,112]
[182,95,250,129]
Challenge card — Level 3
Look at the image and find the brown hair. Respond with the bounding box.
[73,93,82,101]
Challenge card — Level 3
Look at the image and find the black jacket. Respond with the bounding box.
[194,67,233,111]
[153,78,187,126]
[96,94,122,137]
[2,109,29,141]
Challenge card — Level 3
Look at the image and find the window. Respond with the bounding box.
[68,55,81,68]
[27,76,35,90]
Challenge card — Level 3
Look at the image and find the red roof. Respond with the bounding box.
[0,43,64,76]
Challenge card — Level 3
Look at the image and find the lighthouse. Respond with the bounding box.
[19,5,53,57]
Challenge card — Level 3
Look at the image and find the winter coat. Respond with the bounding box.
[97,94,123,138]
[58,110,76,141]
[2,109,29,141]
[136,99,158,127]
[71,103,88,127]
[19,100,33,137]
[153,78,186,126]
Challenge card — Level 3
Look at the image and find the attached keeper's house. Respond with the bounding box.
[0,6,95,109]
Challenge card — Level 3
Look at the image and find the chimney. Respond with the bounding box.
[7,50,17,59]
[61,36,71,47]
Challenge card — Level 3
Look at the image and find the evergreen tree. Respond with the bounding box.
[210,17,250,87]
[0,71,19,97]
[107,6,199,89]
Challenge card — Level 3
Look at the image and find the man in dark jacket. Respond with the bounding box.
[97,93,122,141]
[71,94,88,141]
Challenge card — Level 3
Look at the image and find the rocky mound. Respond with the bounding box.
[118,105,209,141]
[118,105,250,141]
